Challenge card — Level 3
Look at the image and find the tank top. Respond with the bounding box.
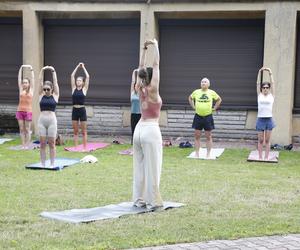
[131,91,141,114]
[18,92,32,112]
[257,93,274,118]
[72,88,85,105]
[40,95,57,112]
[139,88,162,119]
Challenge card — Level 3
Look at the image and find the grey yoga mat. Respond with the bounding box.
[41,201,185,223]
[247,150,279,163]
[0,138,13,144]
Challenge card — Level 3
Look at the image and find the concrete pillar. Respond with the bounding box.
[22,7,43,135]
[263,3,297,144]
[140,4,158,67]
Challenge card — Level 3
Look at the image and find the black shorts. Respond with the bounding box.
[72,107,87,121]
[192,114,215,131]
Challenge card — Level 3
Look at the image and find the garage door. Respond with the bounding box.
[159,19,264,108]
[44,19,140,105]
[0,18,22,104]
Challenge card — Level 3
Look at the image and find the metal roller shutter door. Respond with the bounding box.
[44,19,140,105]
[0,18,22,104]
[159,19,264,109]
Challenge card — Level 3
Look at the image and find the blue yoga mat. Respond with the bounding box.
[41,201,185,223]
[26,158,80,171]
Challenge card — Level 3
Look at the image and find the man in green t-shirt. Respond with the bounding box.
[188,78,222,159]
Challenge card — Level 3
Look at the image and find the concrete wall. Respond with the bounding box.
[0,1,300,143]
[56,105,256,140]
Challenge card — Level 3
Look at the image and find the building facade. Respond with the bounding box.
[0,0,299,144]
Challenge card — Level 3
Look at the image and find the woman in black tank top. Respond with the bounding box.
[38,66,59,168]
[71,63,90,151]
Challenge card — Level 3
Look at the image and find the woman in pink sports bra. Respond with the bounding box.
[16,65,34,149]
[132,39,163,210]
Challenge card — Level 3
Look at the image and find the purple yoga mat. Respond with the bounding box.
[64,142,110,152]
[119,149,133,155]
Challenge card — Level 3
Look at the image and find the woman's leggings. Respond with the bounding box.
[131,113,141,143]
[132,120,163,208]
[38,112,57,138]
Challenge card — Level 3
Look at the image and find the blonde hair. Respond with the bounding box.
[76,76,85,87]
[43,81,54,93]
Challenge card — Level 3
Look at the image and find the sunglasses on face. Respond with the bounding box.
[43,88,51,91]
[262,87,270,89]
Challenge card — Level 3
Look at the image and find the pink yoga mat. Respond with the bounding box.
[64,142,110,152]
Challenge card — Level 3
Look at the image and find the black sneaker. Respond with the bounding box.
[284,144,293,151]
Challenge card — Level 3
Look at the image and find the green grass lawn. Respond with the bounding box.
[1,137,300,250]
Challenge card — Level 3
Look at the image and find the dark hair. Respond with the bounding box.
[260,82,271,92]
[138,67,153,86]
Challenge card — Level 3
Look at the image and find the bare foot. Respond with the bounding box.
[206,155,216,160]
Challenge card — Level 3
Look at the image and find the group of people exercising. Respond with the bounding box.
[17,63,89,168]
[16,39,275,210]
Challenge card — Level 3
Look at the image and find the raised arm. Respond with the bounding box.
[38,67,46,96]
[49,66,59,101]
[28,65,34,95]
[131,69,138,93]
[71,64,80,91]
[81,63,90,92]
[265,67,275,96]
[18,65,23,93]
[150,39,160,90]
[256,68,263,96]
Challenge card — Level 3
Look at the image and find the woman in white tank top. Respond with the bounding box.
[256,67,275,160]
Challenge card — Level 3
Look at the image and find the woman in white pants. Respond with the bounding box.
[133,39,163,210]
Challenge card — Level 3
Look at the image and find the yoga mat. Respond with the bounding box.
[64,142,110,152]
[119,149,133,155]
[41,201,185,223]
[0,138,13,144]
[9,142,40,150]
[26,158,80,171]
[247,150,279,163]
[187,148,225,160]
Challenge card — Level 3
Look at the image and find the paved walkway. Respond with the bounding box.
[131,234,300,250]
